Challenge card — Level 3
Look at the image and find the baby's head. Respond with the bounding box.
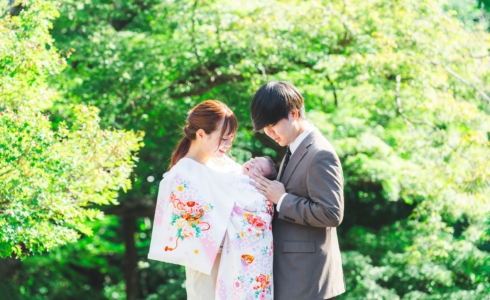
[242,156,277,180]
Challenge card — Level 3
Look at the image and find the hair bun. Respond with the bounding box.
[183,125,192,138]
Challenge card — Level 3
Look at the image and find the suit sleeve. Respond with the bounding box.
[278,150,344,227]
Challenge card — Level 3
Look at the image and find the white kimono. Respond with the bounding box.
[148,157,274,300]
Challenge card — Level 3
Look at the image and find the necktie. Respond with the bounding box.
[279,147,292,181]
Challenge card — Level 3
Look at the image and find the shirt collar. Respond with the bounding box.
[289,123,314,154]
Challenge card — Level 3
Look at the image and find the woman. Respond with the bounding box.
[148,100,273,300]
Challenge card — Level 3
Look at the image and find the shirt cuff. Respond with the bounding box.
[276,193,288,212]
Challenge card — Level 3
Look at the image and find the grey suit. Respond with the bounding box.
[273,128,345,300]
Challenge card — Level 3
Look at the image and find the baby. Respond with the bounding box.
[241,156,277,180]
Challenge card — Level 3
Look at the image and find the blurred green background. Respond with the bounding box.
[1,0,490,299]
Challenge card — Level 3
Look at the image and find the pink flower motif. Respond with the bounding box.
[247,214,266,231]
[182,226,195,239]
[260,293,266,300]
[245,225,254,234]
[254,274,271,291]
[233,279,243,292]
[154,202,165,226]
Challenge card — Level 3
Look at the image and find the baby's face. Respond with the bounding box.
[242,157,270,177]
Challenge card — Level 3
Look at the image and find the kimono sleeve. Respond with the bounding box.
[148,163,234,274]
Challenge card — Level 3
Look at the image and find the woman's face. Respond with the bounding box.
[201,120,235,158]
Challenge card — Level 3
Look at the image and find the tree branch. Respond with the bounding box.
[469,53,489,59]
[443,65,490,102]
[325,74,338,107]
[0,168,16,178]
[291,60,339,107]
[394,74,437,130]
[110,0,152,31]
[395,74,414,129]
[169,73,243,99]
[168,53,282,99]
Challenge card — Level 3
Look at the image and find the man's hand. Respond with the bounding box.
[249,172,286,204]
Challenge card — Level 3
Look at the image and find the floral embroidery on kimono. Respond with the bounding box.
[148,159,234,274]
[216,177,274,300]
[164,177,214,251]
[148,158,273,299]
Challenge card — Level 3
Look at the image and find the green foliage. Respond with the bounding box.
[0,0,62,111]
[0,0,142,258]
[2,0,490,299]
[0,106,142,258]
[48,0,490,298]
[9,216,185,300]
[12,216,126,300]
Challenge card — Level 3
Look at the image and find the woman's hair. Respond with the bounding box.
[169,100,238,169]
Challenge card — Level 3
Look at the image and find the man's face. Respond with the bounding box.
[263,113,296,147]
[242,157,270,177]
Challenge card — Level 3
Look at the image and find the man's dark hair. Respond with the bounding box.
[263,156,278,180]
[250,81,305,131]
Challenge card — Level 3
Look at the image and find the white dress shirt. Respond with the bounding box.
[276,123,315,211]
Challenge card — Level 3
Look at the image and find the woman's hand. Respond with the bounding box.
[250,173,286,204]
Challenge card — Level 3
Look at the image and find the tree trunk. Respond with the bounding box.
[0,258,21,281]
[0,258,22,300]
[123,216,137,300]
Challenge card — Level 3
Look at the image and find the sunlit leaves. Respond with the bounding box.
[0,106,142,258]
[0,1,143,258]
[4,0,489,298]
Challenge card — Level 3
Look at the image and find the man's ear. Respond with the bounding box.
[289,109,299,120]
[196,128,205,139]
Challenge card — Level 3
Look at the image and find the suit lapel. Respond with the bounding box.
[280,131,315,186]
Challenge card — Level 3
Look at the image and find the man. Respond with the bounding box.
[249,81,345,300]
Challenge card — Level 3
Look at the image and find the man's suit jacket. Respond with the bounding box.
[273,128,345,300]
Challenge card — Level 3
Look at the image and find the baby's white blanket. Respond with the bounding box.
[148,158,274,300]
